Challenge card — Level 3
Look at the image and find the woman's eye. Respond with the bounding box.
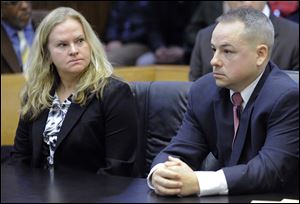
[58,43,67,47]
[74,39,83,46]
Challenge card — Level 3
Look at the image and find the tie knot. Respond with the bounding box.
[232,92,243,106]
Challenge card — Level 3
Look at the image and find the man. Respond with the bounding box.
[1,1,34,74]
[189,1,299,81]
[136,1,197,65]
[104,1,151,66]
[148,8,298,197]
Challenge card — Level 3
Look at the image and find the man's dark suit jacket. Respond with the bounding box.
[189,15,299,81]
[1,10,48,74]
[11,78,139,177]
[1,24,24,73]
[152,62,299,194]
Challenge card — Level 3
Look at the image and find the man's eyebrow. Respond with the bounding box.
[211,43,235,49]
[220,44,234,48]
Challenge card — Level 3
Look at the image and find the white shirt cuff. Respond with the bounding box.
[195,169,229,196]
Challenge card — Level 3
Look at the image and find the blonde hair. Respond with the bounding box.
[21,7,113,120]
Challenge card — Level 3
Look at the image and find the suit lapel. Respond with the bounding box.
[229,105,253,165]
[55,95,94,148]
[229,64,272,165]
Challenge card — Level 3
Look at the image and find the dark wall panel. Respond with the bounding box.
[31,1,112,38]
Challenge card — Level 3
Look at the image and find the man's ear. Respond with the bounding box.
[256,44,268,66]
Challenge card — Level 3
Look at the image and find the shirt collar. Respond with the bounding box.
[1,19,33,38]
[53,92,73,107]
[262,4,271,18]
[230,70,265,109]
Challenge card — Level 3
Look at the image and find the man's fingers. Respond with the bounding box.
[155,166,180,180]
[164,160,181,167]
[153,175,183,189]
[168,155,182,163]
[154,184,181,196]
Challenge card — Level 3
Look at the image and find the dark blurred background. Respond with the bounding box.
[31,1,112,37]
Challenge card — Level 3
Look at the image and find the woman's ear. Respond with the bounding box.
[256,44,268,66]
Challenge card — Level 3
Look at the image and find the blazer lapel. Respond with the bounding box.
[32,110,49,162]
[55,95,94,148]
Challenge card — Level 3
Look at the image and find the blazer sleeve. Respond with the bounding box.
[10,116,32,165]
[97,78,138,177]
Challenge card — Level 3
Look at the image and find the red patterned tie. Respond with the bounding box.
[232,92,243,147]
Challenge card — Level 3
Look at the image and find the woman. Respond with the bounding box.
[10,7,138,177]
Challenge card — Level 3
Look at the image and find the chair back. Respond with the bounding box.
[130,81,192,177]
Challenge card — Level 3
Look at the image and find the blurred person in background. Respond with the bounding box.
[189,1,299,81]
[104,1,151,67]
[136,1,198,66]
[184,1,223,65]
[9,7,138,177]
[1,1,34,74]
[268,1,299,23]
